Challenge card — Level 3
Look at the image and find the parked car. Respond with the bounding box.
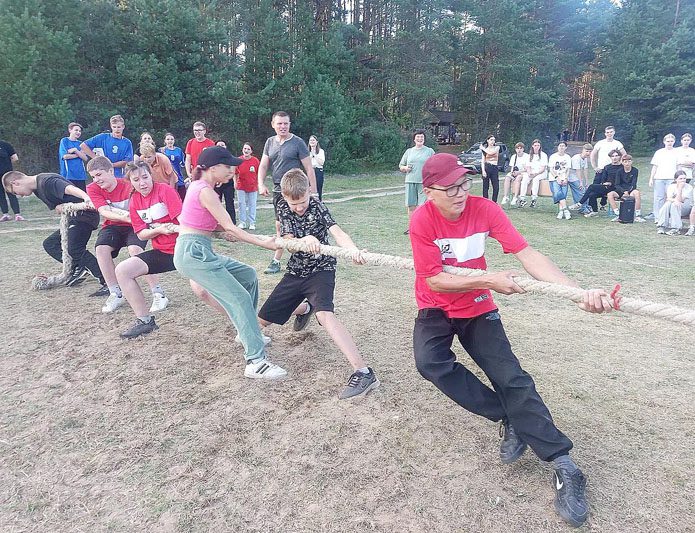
[458,142,509,174]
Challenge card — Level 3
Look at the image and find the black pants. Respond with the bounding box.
[593,172,607,206]
[482,163,499,202]
[0,189,20,214]
[217,182,236,224]
[579,183,613,211]
[43,219,102,279]
[315,168,325,200]
[413,308,572,461]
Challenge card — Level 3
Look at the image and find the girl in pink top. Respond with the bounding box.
[173,146,287,379]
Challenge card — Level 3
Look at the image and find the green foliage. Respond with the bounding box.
[629,123,655,156]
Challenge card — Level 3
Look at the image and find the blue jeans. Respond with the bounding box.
[568,180,584,204]
[237,190,257,226]
[549,181,569,204]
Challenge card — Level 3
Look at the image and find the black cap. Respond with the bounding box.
[197,146,243,168]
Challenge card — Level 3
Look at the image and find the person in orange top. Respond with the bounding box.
[139,143,177,187]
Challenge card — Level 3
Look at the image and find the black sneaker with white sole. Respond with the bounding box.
[338,368,380,399]
[89,284,110,297]
[120,317,158,339]
[499,418,527,464]
[293,301,314,331]
[65,266,88,287]
[553,467,588,528]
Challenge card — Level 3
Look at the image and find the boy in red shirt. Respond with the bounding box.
[115,161,182,338]
[185,121,215,179]
[86,156,169,313]
[410,153,614,528]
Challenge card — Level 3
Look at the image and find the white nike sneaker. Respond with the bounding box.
[244,358,287,379]
[237,221,247,229]
[102,293,124,314]
[563,209,571,220]
[556,210,564,219]
[234,332,272,346]
[149,293,169,313]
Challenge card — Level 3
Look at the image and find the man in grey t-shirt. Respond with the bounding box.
[258,111,317,274]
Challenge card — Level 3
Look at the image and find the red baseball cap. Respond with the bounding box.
[422,153,473,188]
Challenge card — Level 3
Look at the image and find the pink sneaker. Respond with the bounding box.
[0,214,11,222]
[15,214,26,221]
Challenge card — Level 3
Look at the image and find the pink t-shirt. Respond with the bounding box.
[179,180,219,231]
[409,196,528,318]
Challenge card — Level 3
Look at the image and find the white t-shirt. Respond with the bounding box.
[650,148,679,181]
[675,146,695,180]
[526,152,548,177]
[594,139,624,170]
[569,154,588,182]
[508,152,530,175]
[548,153,572,182]
[666,182,693,202]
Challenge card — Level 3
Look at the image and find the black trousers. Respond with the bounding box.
[216,182,236,224]
[482,163,499,202]
[579,183,613,211]
[43,219,102,279]
[315,168,325,200]
[0,189,20,214]
[413,308,572,461]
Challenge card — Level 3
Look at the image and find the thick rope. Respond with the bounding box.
[31,202,94,290]
[29,203,695,325]
[273,237,695,327]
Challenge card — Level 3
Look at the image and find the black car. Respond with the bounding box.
[458,143,509,174]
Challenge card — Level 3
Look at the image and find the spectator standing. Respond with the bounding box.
[236,142,260,230]
[650,133,679,220]
[214,140,236,225]
[548,142,573,220]
[58,122,89,191]
[139,143,177,188]
[590,126,625,180]
[0,137,24,221]
[676,133,695,181]
[161,133,186,200]
[80,115,134,178]
[399,129,435,233]
[480,135,501,202]
[185,122,215,178]
[308,135,326,200]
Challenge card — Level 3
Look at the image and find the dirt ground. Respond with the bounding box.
[1,188,693,533]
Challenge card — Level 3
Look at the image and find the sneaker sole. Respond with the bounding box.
[120,324,159,339]
[500,442,528,464]
[339,378,381,400]
[554,498,588,528]
[244,367,287,380]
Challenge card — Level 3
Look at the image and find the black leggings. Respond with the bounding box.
[315,168,325,200]
[482,163,499,202]
[216,182,236,224]
[578,184,613,212]
[413,307,572,462]
[0,189,20,214]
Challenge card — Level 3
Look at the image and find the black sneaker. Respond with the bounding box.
[338,368,380,399]
[89,284,110,297]
[120,317,158,339]
[65,266,87,287]
[293,301,314,331]
[553,467,588,528]
[530,199,537,208]
[499,419,527,464]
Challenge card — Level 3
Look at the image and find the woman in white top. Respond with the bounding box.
[518,139,548,208]
[676,132,695,181]
[308,135,326,200]
[657,170,693,235]
[650,133,678,218]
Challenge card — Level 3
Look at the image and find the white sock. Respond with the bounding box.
[356,367,370,374]
[109,285,122,297]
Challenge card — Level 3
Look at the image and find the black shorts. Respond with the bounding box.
[134,248,176,275]
[95,225,147,258]
[258,270,336,325]
[272,188,282,221]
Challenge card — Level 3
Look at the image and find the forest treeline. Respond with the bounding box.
[0,0,692,172]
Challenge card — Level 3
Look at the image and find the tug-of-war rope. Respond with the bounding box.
[31,203,695,327]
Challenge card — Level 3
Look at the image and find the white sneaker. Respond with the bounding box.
[568,203,581,211]
[563,209,571,220]
[249,224,256,230]
[685,226,695,236]
[556,210,564,219]
[102,293,124,313]
[149,293,169,313]
[237,221,247,229]
[611,216,619,222]
[501,196,509,206]
[235,332,272,346]
[244,358,287,379]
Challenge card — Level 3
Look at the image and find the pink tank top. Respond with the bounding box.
[179,180,219,231]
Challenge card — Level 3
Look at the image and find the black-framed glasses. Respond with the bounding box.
[193,129,205,132]
[429,179,473,197]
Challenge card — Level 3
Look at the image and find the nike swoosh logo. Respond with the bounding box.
[555,474,564,490]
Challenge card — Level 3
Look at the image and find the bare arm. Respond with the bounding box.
[590,146,599,169]
[64,184,92,203]
[185,154,192,178]
[257,153,270,195]
[79,142,97,160]
[97,206,131,224]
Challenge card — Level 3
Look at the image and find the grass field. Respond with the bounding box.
[1,159,693,532]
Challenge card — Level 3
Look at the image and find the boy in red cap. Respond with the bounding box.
[409,152,614,528]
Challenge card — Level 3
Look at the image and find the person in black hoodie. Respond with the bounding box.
[569,149,623,216]
[606,154,645,222]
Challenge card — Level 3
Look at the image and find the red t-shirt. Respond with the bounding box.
[129,183,182,254]
[87,179,134,228]
[185,138,216,168]
[409,196,528,318]
[236,156,260,192]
